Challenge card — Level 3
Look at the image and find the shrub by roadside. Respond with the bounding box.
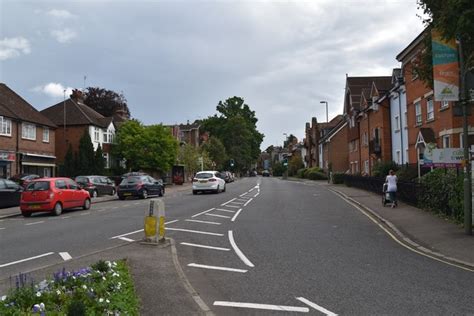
[332,173,345,184]
[0,260,140,315]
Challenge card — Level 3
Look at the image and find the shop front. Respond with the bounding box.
[0,151,15,179]
[20,153,56,177]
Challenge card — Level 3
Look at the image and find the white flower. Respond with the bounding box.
[56,290,61,295]
[102,276,106,281]
[113,262,117,267]
[99,298,104,303]
[82,285,87,290]
[1,295,6,301]
[40,303,45,310]
[118,282,122,286]
[106,299,110,303]
[36,292,42,297]
[72,276,76,280]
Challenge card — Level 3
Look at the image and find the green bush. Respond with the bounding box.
[272,162,285,177]
[419,168,463,222]
[332,173,345,184]
[396,164,418,182]
[307,170,328,180]
[297,168,307,178]
[372,160,398,178]
[304,167,322,178]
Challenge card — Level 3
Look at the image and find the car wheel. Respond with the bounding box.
[118,195,125,200]
[21,211,31,217]
[215,186,220,194]
[53,202,63,216]
[83,198,91,210]
[92,190,98,198]
[223,184,226,192]
[159,188,164,197]
[141,189,148,199]
[193,190,197,195]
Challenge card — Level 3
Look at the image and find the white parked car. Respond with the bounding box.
[192,171,226,195]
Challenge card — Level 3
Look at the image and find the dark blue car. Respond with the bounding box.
[117,175,164,200]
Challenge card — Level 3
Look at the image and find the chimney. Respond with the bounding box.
[70,89,84,102]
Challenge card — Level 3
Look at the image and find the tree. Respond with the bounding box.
[84,87,131,119]
[77,130,96,176]
[94,144,105,175]
[177,143,200,176]
[288,153,304,176]
[114,120,178,172]
[62,144,75,177]
[200,137,227,170]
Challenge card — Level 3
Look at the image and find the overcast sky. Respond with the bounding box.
[0,0,425,150]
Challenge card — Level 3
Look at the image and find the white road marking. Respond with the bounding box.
[134,202,140,205]
[0,227,5,230]
[213,301,309,313]
[165,219,179,225]
[228,201,244,205]
[221,198,236,206]
[181,242,230,251]
[239,194,250,198]
[296,297,337,315]
[228,230,254,267]
[205,213,231,219]
[221,204,240,209]
[112,206,118,209]
[167,228,224,236]
[111,229,144,239]
[192,208,215,218]
[25,221,44,226]
[118,237,135,242]
[254,192,260,198]
[0,252,55,268]
[231,209,243,222]
[185,219,221,225]
[123,204,131,207]
[243,198,253,206]
[214,208,236,213]
[80,212,91,216]
[59,252,72,261]
[96,209,105,212]
[62,216,71,219]
[235,198,249,202]
[188,263,247,273]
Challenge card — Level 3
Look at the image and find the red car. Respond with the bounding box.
[20,178,91,217]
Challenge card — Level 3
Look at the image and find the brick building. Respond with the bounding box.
[0,83,57,178]
[167,121,201,148]
[320,116,348,173]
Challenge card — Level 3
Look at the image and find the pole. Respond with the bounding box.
[63,90,66,141]
[326,102,328,123]
[458,38,472,235]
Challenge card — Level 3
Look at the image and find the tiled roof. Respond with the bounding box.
[0,83,56,128]
[346,76,392,111]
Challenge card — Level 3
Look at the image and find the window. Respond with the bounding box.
[395,116,400,131]
[55,180,67,190]
[442,135,451,148]
[103,130,113,143]
[94,127,100,142]
[415,102,422,125]
[396,150,401,164]
[42,127,49,143]
[460,133,464,148]
[103,153,110,168]
[441,100,449,109]
[374,128,380,144]
[66,179,78,190]
[363,132,368,146]
[427,97,434,120]
[364,160,369,174]
[0,116,12,136]
[22,123,36,140]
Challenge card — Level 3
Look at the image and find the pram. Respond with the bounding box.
[382,183,397,207]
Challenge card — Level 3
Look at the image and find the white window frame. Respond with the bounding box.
[460,133,464,149]
[103,152,110,169]
[441,100,449,109]
[395,116,400,131]
[426,98,434,121]
[442,135,451,148]
[94,127,100,142]
[415,102,422,125]
[396,150,401,164]
[22,123,36,140]
[0,116,12,136]
[42,127,50,143]
[364,160,369,174]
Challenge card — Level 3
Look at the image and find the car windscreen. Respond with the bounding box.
[26,181,50,191]
[120,176,142,185]
[195,173,214,179]
[75,176,88,183]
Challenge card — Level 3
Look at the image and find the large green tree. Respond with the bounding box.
[200,97,264,171]
[200,136,228,170]
[84,87,131,119]
[114,120,178,172]
[77,130,96,176]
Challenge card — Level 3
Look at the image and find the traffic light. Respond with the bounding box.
[230,159,235,167]
[283,158,288,167]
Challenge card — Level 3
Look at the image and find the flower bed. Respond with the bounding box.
[0,260,140,315]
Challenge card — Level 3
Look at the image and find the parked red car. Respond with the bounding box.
[20,178,91,217]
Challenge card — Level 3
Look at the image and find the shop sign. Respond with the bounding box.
[0,151,15,161]
[422,148,463,167]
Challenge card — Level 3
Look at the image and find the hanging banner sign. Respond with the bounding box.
[431,30,460,102]
[423,148,463,167]
[0,151,15,161]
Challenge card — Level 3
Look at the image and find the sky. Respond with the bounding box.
[0,0,426,150]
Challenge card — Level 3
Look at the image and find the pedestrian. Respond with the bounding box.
[385,169,398,208]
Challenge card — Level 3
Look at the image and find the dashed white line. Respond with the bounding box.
[185,219,221,225]
[111,229,144,239]
[167,228,224,236]
[0,227,5,230]
[221,198,236,206]
[213,301,309,313]
[25,221,44,226]
[192,208,215,218]
[0,252,55,268]
[205,213,231,219]
[296,297,338,315]
[59,252,72,261]
[243,198,253,207]
[254,192,260,197]
[214,208,236,213]
[229,230,254,267]
[181,242,230,251]
[188,263,247,273]
[231,209,243,222]
[118,237,135,242]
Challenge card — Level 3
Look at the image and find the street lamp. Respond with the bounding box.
[320,101,328,123]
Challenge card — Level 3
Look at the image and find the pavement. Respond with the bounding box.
[1,178,473,315]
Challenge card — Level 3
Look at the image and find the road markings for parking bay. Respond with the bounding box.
[188,263,247,273]
[213,302,309,313]
[229,230,254,267]
[243,198,253,206]
[221,198,236,206]
[59,252,72,261]
[181,242,230,251]
[205,213,231,219]
[214,208,236,213]
[166,228,224,236]
[0,252,55,268]
[296,297,338,315]
[185,219,221,225]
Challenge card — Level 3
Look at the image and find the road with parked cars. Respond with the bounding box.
[1,176,473,314]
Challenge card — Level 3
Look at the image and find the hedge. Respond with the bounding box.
[332,173,345,184]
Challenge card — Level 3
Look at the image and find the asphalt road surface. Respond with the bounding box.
[1,177,473,315]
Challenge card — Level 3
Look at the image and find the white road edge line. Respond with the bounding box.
[0,252,55,268]
[188,263,247,273]
[231,209,243,222]
[192,208,216,218]
[59,252,72,261]
[221,198,237,206]
[118,237,135,242]
[243,198,253,207]
[213,301,308,313]
[296,297,338,316]
[185,219,221,225]
[214,208,236,213]
[205,213,231,219]
[25,221,45,226]
[181,242,230,251]
[167,228,224,236]
[228,230,254,267]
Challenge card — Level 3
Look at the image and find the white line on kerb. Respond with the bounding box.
[0,252,55,268]
[192,208,215,218]
[118,237,135,242]
[181,242,230,251]
[59,252,72,261]
[185,219,221,225]
[205,213,231,219]
[25,221,44,226]
[214,208,236,213]
[228,230,254,267]
[231,209,243,222]
[188,263,247,273]
[243,198,253,207]
[167,228,224,236]
[296,297,338,315]
[213,301,308,313]
[221,198,236,206]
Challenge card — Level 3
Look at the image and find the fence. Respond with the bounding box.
[343,175,422,206]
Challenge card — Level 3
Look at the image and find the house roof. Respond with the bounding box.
[0,83,56,128]
[344,76,392,114]
[41,98,112,128]
[396,29,427,62]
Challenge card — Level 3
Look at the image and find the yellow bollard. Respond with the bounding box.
[144,199,165,243]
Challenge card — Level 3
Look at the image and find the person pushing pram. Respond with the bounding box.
[383,169,398,208]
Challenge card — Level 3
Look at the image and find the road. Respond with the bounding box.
[1,177,473,315]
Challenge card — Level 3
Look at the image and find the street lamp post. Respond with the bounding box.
[282,133,288,180]
[320,101,331,182]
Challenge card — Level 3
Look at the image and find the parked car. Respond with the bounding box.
[117,175,164,200]
[10,174,41,187]
[192,171,226,195]
[221,171,232,183]
[0,179,23,208]
[75,175,116,198]
[262,170,270,177]
[20,178,91,217]
[249,170,257,177]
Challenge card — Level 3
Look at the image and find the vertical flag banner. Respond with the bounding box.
[431,30,460,101]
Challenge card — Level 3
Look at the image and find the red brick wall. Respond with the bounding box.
[359,114,370,174]
[326,124,349,173]
[55,125,88,164]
